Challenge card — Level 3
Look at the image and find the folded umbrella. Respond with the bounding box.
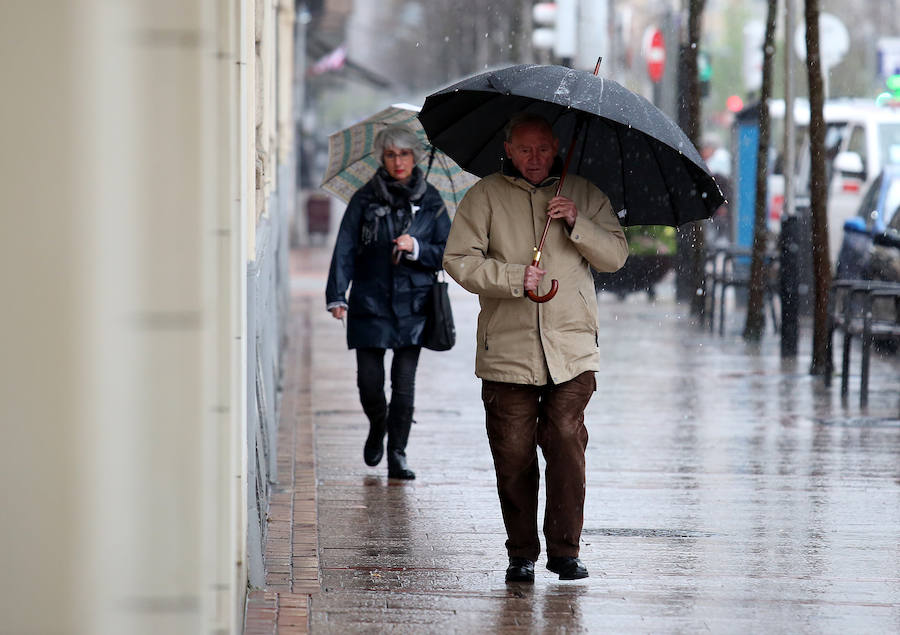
[418,64,725,227]
[320,103,479,216]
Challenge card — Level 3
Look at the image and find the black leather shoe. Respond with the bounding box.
[363,427,385,466]
[387,449,415,480]
[546,556,588,580]
[505,557,535,583]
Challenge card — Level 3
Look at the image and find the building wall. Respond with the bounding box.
[0,1,297,632]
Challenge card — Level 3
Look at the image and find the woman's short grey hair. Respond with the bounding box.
[374,125,426,164]
[504,112,554,141]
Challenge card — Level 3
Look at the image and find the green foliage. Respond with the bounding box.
[624,225,677,256]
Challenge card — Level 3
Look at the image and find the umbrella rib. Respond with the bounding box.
[612,123,628,218]
[645,134,682,225]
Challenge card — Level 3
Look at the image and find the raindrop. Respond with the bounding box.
[701,192,708,198]
[444,36,450,42]
[484,33,489,38]
[415,42,420,47]
[691,42,697,49]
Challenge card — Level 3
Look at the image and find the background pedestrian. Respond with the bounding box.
[326,124,451,480]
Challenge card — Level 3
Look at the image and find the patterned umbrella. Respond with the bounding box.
[320,103,479,216]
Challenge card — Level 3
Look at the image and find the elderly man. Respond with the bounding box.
[443,113,628,583]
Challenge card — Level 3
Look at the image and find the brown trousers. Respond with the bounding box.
[481,371,595,561]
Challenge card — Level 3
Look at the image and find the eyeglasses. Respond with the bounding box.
[383,149,415,161]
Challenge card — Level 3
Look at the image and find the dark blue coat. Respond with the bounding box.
[325,171,451,349]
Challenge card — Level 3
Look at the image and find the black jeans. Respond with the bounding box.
[355,346,421,414]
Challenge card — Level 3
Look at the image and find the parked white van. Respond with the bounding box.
[767,98,900,265]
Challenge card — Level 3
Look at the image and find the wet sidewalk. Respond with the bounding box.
[253,246,900,633]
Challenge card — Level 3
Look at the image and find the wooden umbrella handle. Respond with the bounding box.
[526,248,559,303]
[526,283,558,303]
[525,117,583,304]
[526,58,601,304]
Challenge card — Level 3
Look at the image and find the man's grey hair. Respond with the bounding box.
[504,112,555,142]
[374,125,426,164]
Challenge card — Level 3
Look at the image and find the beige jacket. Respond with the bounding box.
[443,171,628,386]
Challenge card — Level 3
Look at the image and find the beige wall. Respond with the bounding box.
[0,1,296,632]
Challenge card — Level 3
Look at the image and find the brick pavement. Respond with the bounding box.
[244,250,323,634]
[250,246,900,633]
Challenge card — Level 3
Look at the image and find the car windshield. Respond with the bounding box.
[878,122,900,165]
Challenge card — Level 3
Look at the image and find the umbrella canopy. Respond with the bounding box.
[320,103,479,215]
[418,64,725,227]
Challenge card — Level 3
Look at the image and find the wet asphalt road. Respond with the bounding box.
[296,252,900,634]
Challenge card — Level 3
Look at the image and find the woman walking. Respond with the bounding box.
[325,125,450,480]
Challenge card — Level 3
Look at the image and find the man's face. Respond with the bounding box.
[504,122,559,185]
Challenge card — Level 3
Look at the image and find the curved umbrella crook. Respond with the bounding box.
[527,59,601,303]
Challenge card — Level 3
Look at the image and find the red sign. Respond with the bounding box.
[644,28,666,83]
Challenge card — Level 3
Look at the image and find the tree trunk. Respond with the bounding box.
[805,0,832,374]
[678,0,708,317]
[743,0,778,341]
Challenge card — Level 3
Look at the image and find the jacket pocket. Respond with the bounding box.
[479,298,501,350]
[577,288,600,341]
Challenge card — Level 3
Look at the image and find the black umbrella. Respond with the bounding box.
[418,63,725,228]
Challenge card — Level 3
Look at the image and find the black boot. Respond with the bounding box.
[386,404,415,480]
[362,401,387,467]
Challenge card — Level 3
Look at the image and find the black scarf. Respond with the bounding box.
[362,166,428,242]
[372,165,428,208]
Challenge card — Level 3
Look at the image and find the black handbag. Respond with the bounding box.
[423,271,455,351]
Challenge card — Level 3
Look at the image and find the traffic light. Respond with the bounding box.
[726,95,744,112]
[531,1,576,65]
[698,51,712,98]
[532,2,556,50]
[876,74,900,106]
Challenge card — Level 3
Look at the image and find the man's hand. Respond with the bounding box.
[547,195,577,227]
[523,264,547,292]
[330,306,346,320]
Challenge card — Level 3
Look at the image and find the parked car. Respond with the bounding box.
[835,166,900,351]
[835,164,900,281]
